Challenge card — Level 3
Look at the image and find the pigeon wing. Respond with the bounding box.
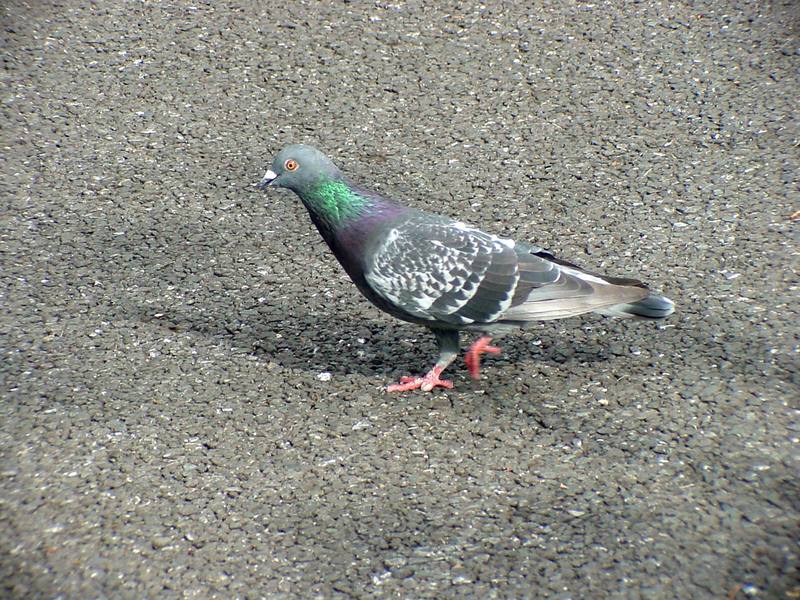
[364,216,523,325]
[365,217,650,326]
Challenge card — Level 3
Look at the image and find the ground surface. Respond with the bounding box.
[1,1,798,598]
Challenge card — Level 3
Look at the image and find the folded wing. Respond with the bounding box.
[364,215,649,326]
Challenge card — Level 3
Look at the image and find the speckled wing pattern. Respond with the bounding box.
[364,214,645,326]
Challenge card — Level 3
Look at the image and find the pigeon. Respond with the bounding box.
[257,144,674,392]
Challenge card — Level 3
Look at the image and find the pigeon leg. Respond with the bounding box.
[387,329,460,392]
[464,335,502,380]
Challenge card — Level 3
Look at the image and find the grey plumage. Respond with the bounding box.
[362,212,662,331]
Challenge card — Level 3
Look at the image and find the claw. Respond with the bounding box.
[465,335,502,380]
[387,365,453,392]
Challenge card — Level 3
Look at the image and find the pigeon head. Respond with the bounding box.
[257,144,343,193]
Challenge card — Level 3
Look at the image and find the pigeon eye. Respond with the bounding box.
[284,159,298,172]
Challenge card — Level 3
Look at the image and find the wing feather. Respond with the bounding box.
[364,214,650,326]
[365,216,519,324]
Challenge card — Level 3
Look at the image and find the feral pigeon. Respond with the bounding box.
[256,144,674,392]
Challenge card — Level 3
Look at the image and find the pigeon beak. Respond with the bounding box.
[255,169,278,190]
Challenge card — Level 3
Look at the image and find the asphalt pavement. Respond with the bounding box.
[1,1,798,598]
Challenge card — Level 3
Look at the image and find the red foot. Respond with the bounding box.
[386,366,453,392]
[464,336,502,380]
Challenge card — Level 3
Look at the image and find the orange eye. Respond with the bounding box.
[284,159,298,172]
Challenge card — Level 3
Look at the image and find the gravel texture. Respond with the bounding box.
[1,1,798,598]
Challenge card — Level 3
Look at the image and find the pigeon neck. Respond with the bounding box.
[299,178,370,228]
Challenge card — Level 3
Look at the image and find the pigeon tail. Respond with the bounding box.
[597,292,675,320]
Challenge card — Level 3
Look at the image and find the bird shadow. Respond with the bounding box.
[130,297,623,380]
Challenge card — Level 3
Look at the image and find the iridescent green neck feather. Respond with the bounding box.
[302,179,370,225]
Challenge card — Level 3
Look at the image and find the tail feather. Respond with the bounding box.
[502,244,675,322]
[597,293,675,320]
